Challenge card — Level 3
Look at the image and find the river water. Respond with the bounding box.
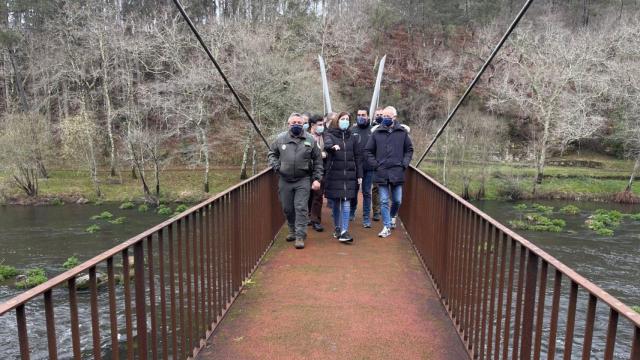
[473,200,640,359]
[0,201,638,359]
[0,204,173,359]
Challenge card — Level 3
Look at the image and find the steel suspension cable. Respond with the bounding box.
[171,0,270,149]
[415,0,535,167]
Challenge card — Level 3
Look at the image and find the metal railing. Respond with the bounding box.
[400,166,640,360]
[0,168,283,360]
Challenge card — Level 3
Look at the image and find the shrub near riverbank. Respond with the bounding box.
[0,169,239,205]
[420,157,640,202]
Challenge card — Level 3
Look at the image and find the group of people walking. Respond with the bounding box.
[268,106,414,249]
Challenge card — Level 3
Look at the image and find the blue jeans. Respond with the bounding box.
[350,170,374,224]
[379,184,403,228]
[331,198,351,233]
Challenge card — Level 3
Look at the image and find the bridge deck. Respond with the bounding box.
[198,203,467,360]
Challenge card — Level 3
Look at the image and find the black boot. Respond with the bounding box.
[312,222,324,232]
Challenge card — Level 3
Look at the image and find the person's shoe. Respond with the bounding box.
[294,238,305,249]
[332,227,340,239]
[378,227,392,238]
[372,213,381,221]
[338,231,353,243]
[391,217,397,229]
[285,233,296,242]
[363,221,372,228]
[307,221,312,226]
[312,222,324,232]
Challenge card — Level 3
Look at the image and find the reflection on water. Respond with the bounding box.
[473,199,640,359]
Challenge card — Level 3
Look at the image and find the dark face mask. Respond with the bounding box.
[290,124,303,136]
[356,116,369,128]
[375,115,383,124]
[382,117,393,127]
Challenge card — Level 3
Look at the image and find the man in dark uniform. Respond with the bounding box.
[268,113,323,249]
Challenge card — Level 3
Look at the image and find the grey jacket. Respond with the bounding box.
[268,131,324,182]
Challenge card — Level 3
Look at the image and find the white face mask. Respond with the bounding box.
[316,126,324,134]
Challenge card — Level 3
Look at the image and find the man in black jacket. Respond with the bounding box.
[350,108,375,228]
[364,106,413,238]
[268,113,323,249]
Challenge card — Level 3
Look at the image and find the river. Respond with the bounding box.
[0,204,175,359]
[473,199,640,359]
[0,200,638,359]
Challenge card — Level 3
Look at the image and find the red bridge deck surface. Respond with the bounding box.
[198,204,467,360]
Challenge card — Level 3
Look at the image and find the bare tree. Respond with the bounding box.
[59,102,102,197]
[488,18,606,192]
[0,113,52,196]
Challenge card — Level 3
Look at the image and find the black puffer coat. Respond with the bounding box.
[351,124,375,171]
[323,128,363,199]
[364,122,414,185]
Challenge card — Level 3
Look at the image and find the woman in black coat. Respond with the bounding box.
[324,111,363,243]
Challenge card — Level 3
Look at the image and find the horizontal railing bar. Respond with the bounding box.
[409,165,640,327]
[0,166,273,316]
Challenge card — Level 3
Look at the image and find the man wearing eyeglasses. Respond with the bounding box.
[268,113,323,249]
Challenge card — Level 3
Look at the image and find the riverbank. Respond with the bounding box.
[419,155,640,202]
[2,156,639,205]
[0,168,241,205]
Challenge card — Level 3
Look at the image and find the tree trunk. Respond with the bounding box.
[534,117,551,188]
[203,132,211,193]
[251,143,257,176]
[582,0,590,26]
[239,142,249,180]
[89,139,101,198]
[61,80,69,118]
[3,52,10,112]
[99,36,117,177]
[80,97,101,197]
[128,140,151,200]
[154,160,160,200]
[7,48,28,112]
[462,176,470,200]
[625,155,640,192]
[442,122,449,186]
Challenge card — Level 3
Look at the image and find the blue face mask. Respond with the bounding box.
[303,123,309,131]
[356,116,369,128]
[339,119,350,130]
[316,125,324,134]
[290,124,303,136]
[382,116,393,127]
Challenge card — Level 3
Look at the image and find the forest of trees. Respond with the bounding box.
[2,0,640,202]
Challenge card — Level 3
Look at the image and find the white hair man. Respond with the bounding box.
[363,106,414,238]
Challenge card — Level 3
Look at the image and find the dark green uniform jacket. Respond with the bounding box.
[267,131,324,182]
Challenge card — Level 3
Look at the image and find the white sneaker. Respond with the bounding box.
[391,217,397,229]
[378,227,392,238]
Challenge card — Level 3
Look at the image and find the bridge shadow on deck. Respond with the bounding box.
[198,201,468,360]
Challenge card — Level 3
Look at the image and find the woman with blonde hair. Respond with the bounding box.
[323,111,363,243]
